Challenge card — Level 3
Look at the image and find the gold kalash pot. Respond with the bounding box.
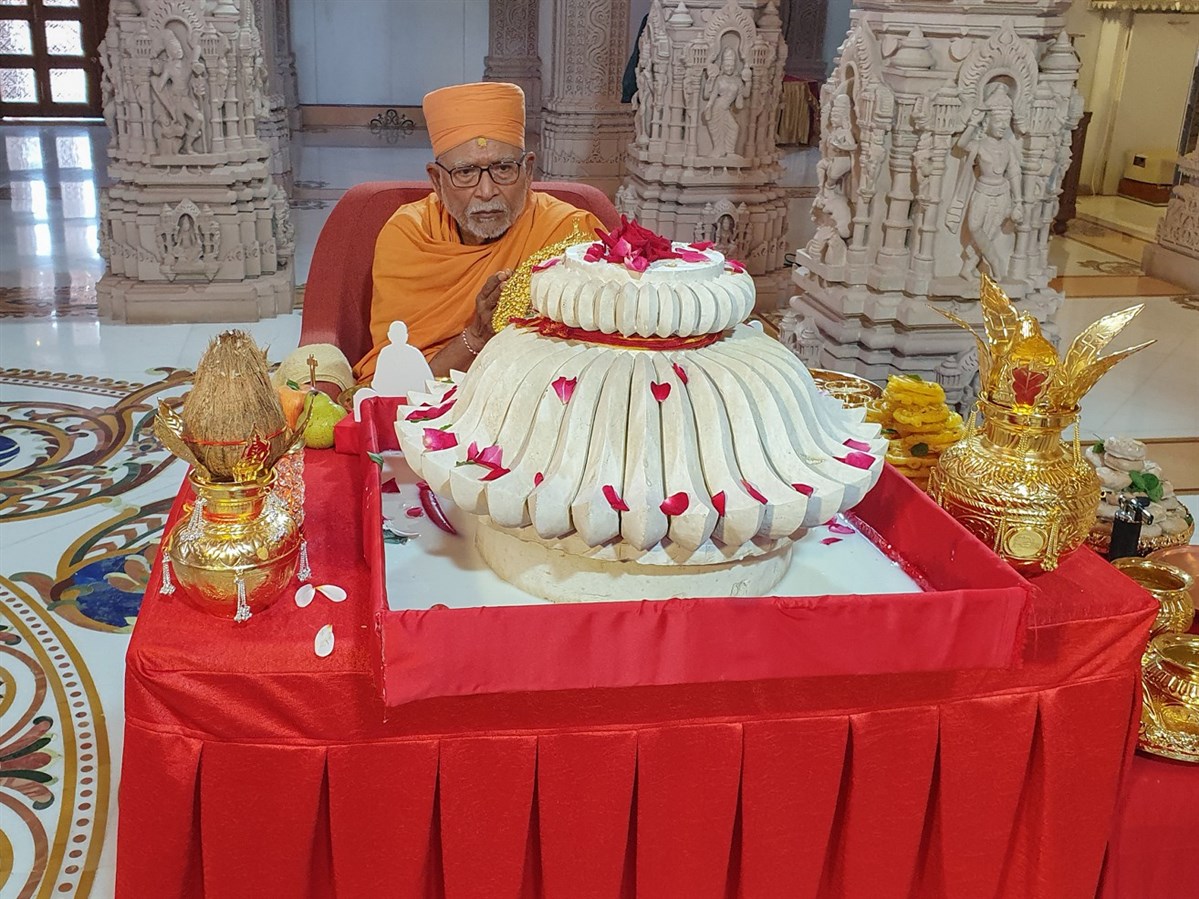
[162,469,301,622]
[928,275,1152,574]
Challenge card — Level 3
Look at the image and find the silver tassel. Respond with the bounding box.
[298,537,311,582]
[180,498,206,542]
[160,557,176,595]
[233,575,251,623]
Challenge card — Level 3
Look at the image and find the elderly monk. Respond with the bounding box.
[275,82,604,396]
[351,82,603,382]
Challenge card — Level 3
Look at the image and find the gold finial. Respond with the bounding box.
[306,354,318,391]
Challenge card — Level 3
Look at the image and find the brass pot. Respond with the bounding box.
[1140,633,1199,763]
[928,401,1099,574]
[1113,557,1196,638]
[164,470,300,621]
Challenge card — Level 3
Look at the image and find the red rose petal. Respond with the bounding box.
[650,381,671,402]
[659,492,689,515]
[626,253,649,273]
[423,428,459,451]
[405,399,455,421]
[844,438,872,452]
[552,376,577,404]
[741,479,768,504]
[689,240,715,250]
[828,522,855,535]
[821,537,843,546]
[792,483,814,496]
[405,507,424,518]
[671,363,688,385]
[711,491,726,516]
[675,250,710,263]
[534,472,544,486]
[478,444,503,468]
[838,452,876,470]
[480,466,510,482]
[531,257,560,273]
[602,484,630,513]
[381,479,400,494]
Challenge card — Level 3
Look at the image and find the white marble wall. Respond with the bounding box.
[290,0,488,105]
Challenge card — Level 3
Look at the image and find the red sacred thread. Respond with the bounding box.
[512,316,724,350]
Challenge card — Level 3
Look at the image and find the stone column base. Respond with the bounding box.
[97,266,294,324]
[539,108,632,197]
[1143,243,1199,293]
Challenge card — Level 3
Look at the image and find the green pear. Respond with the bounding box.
[304,393,348,449]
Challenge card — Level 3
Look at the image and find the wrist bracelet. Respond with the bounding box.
[461,329,481,356]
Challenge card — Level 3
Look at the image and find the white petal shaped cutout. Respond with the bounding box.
[295,583,316,608]
[314,624,335,657]
[317,584,347,603]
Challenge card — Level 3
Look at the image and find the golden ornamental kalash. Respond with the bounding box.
[928,275,1153,574]
[154,331,313,622]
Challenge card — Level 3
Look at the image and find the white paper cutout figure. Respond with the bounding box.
[371,321,434,399]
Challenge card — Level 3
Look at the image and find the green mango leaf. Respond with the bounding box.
[1128,470,1163,502]
[366,452,385,467]
[1092,440,1105,455]
[286,379,300,390]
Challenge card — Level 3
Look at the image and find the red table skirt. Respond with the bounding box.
[118,451,1164,899]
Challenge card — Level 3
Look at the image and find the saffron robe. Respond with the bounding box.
[354,191,603,381]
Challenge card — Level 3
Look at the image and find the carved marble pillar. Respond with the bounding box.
[539,0,634,195]
[786,3,1083,409]
[254,0,300,180]
[484,0,542,135]
[617,0,791,309]
[1143,151,1199,293]
[97,0,294,323]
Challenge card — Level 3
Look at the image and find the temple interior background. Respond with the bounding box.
[0,0,1197,895]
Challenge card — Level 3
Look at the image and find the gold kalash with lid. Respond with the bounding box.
[928,275,1152,574]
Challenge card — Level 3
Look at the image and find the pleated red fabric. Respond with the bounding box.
[116,449,1163,899]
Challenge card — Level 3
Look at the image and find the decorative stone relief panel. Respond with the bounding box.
[787,2,1085,408]
[1143,150,1199,292]
[98,0,294,323]
[617,0,791,308]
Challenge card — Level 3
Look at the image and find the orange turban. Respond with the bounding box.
[422,82,526,158]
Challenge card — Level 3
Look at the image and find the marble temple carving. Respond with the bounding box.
[787,4,1084,408]
[1143,151,1199,292]
[616,0,791,308]
[98,0,294,323]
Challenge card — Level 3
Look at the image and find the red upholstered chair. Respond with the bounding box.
[299,180,621,367]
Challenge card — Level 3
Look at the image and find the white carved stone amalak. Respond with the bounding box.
[98,0,294,323]
[1143,151,1199,293]
[787,4,1084,409]
[539,0,635,195]
[617,0,791,310]
[395,237,886,602]
[484,0,543,135]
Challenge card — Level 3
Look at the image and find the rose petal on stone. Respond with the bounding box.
[478,444,503,468]
[828,522,855,535]
[534,472,544,486]
[688,240,715,250]
[405,399,455,422]
[405,507,424,518]
[742,479,768,504]
[295,583,316,608]
[314,624,335,657]
[659,492,689,515]
[671,363,689,385]
[552,376,577,404]
[838,452,875,470]
[711,491,726,517]
[531,257,560,273]
[603,484,630,512]
[650,381,671,402]
[423,428,459,451]
[844,438,872,452]
[726,259,746,273]
[792,483,815,496]
[318,584,347,602]
[821,537,843,546]
[625,254,649,273]
[675,250,710,263]
[480,466,510,482]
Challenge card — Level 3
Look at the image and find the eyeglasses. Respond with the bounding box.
[435,157,526,189]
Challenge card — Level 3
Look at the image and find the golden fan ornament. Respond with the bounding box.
[927,275,1153,573]
[492,222,591,332]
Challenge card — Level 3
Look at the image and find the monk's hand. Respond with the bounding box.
[470,269,510,344]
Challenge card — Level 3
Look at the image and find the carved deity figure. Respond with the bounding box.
[947,82,1024,280]
[633,29,654,148]
[151,26,206,155]
[808,91,855,261]
[702,47,749,158]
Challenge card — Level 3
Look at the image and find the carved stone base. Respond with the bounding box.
[790,273,1063,410]
[97,266,294,324]
[1143,243,1199,293]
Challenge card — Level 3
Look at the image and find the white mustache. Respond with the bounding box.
[467,201,508,215]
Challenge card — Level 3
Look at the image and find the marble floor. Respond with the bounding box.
[0,122,1197,898]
